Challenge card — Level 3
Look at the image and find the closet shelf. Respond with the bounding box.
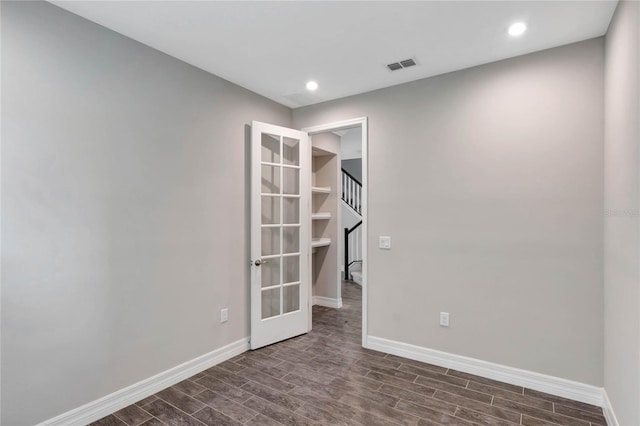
[311,238,331,248]
[311,212,331,220]
[312,186,331,194]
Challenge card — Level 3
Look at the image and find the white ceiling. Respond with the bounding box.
[51,1,617,108]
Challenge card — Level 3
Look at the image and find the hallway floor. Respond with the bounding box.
[91,282,606,426]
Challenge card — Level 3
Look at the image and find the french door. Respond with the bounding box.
[250,121,310,349]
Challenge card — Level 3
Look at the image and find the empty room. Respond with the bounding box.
[2,1,639,425]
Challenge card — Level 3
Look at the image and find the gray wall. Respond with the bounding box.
[294,39,605,386]
[342,159,362,183]
[1,2,291,424]
[604,1,640,424]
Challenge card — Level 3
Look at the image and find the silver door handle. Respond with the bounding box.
[254,259,269,266]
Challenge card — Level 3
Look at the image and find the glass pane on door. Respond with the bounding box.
[262,196,280,225]
[261,227,280,256]
[283,284,300,313]
[282,137,300,166]
[261,287,281,319]
[283,255,300,284]
[283,168,299,195]
[283,227,299,253]
[262,165,280,194]
[262,133,280,163]
[283,198,299,224]
[261,258,280,288]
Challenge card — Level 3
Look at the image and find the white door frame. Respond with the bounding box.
[302,117,368,348]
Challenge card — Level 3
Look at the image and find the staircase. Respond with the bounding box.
[342,168,363,285]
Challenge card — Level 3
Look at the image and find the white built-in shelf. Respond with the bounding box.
[312,186,331,194]
[312,147,333,157]
[311,238,331,248]
[311,212,331,220]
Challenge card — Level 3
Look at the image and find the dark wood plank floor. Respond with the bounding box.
[91,282,606,426]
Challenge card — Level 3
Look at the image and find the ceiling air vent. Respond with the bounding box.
[387,57,418,71]
[400,58,416,68]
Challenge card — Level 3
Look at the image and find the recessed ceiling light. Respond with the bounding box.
[508,22,527,37]
[306,81,318,91]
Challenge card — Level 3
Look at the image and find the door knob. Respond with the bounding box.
[254,259,269,266]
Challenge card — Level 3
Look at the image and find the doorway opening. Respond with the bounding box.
[303,117,368,348]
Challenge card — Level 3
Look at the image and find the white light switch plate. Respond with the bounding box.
[379,236,391,250]
[440,312,449,327]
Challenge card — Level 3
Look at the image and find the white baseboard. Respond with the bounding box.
[602,390,619,426]
[367,335,605,407]
[37,337,250,426]
[312,296,343,308]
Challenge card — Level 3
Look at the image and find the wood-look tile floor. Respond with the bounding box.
[91,282,606,426]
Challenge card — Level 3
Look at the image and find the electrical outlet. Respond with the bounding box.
[220,308,228,323]
[379,236,391,250]
[440,312,449,327]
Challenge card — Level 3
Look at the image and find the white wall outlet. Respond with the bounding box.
[379,236,391,250]
[220,308,228,323]
[440,312,450,327]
